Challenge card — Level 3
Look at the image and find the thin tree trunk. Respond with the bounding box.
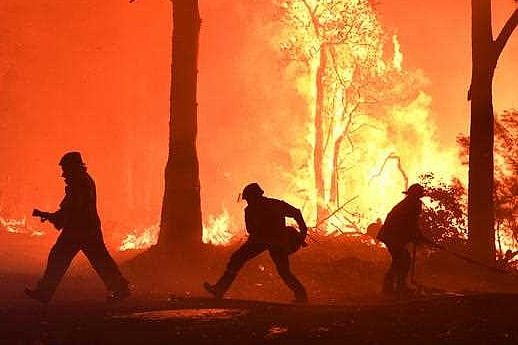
[157,0,203,254]
[329,103,356,205]
[468,0,496,263]
[329,137,341,206]
[314,45,328,223]
[330,129,348,206]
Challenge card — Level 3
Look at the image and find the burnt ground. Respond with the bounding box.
[2,294,518,345]
[2,234,518,344]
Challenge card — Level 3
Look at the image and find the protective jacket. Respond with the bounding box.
[377,196,422,247]
[53,172,101,235]
[245,197,300,248]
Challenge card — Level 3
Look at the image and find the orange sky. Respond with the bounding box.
[377,0,517,140]
[0,0,516,244]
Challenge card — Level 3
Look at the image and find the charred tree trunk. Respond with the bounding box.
[469,0,495,263]
[157,0,203,255]
[468,1,517,263]
[314,44,329,223]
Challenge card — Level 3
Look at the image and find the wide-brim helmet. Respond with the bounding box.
[242,183,264,200]
[59,151,85,168]
[403,183,425,197]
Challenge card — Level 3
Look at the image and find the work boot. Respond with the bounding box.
[107,285,131,303]
[203,282,224,299]
[24,287,51,304]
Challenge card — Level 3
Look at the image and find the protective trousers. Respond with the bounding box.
[383,243,411,294]
[36,232,129,299]
[214,240,307,299]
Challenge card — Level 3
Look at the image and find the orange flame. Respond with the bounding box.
[273,0,466,235]
[202,209,237,245]
[115,0,515,256]
[119,224,159,251]
[0,216,27,233]
[0,215,45,237]
[118,209,237,250]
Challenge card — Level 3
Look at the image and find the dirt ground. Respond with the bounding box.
[2,294,518,345]
[2,234,518,344]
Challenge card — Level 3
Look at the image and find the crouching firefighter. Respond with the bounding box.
[204,183,308,303]
[377,183,428,296]
[26,152,130,303]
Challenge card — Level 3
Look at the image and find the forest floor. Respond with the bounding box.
[2,293,518,345]
[1,233,518,344]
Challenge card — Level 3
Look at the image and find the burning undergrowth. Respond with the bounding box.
[120,0,471,250]
[0,1,515,281]
[0,216,45,237]
[119,233,518,304]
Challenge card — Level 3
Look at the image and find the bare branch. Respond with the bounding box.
[329,46,348,87]
[336,213,362,233]
[311,3,320,19]
[494,8,518,61]
[291,10,310,28]
[301,0,322,38]
[345,133,354,152]
[369,152,409,190]
[316,195,359,227]
[350,123,382,133]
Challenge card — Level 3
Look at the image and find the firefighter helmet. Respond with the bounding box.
[242,183,264,200]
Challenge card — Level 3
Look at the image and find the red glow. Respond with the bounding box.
[0,0,516,249]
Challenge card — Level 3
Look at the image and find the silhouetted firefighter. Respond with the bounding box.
[377,183,427,296]
[26,152,130,303]
[204,183,309,303]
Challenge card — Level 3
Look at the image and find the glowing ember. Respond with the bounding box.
[0,215,45,237]
[0,216,27,233]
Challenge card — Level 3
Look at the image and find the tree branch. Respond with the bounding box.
[494,8,518,61]
[301,0,321,38]
[369,152,409,190]
[315,195,359,227]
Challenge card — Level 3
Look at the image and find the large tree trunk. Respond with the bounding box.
[468,0,496,263]
[157,0,203,255]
